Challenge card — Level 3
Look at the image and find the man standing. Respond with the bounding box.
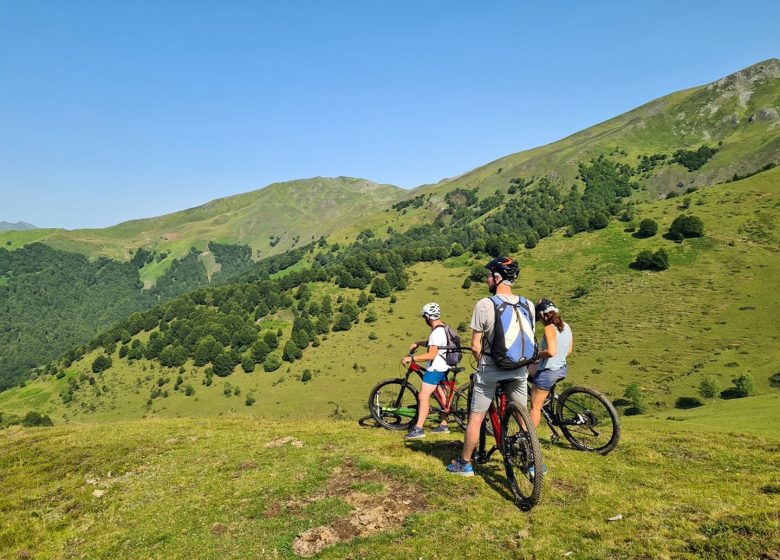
[447,257,535,476]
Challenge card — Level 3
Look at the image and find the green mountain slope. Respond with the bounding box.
[0,177,405,277]
[3,166,777,424]
[330,58,780,243]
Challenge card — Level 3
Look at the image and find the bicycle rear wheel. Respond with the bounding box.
[501,402,544,508]
[368,379,420,431]
[556,386,620,455]
[451,383,470,431]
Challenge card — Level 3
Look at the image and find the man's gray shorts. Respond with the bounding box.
[470,364,528,413]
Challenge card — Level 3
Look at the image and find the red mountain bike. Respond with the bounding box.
[367,350,471,430]
[471,376,544,509]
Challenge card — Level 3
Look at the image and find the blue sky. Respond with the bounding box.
[1,1,777,229]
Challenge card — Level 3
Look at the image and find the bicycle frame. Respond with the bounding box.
[389,360,462,421]
[474,387,507,464]
[540,385,563,442]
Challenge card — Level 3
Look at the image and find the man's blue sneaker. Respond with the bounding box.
[404,427,425,440]
[528,464,548,479]
[431,425,450,434]
[447,457,474,477]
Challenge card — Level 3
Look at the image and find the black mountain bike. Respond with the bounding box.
[539,382,620,455]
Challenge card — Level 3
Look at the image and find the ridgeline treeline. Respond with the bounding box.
[47,156,650,385]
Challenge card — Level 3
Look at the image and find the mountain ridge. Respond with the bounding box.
[0,221,37,232]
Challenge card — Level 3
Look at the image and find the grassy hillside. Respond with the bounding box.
[330,59,780,244]
[1,409,778,560]
[2,166,777,425]
[0,177,405,279]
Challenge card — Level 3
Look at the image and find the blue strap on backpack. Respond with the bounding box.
[486,295,538,370]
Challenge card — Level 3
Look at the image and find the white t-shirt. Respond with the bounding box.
[426,326,450,372]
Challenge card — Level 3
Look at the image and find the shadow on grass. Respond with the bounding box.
[675,396,703,409]
[357,415,381,428]
[719,388,745,400]
[404,439,517,505]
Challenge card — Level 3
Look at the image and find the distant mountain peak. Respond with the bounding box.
[0,221,37,232]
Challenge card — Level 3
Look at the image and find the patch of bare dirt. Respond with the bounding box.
[265,436,305,448]
[264,502,282,517]
[291,461,427,557]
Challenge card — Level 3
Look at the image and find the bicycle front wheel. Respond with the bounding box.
[501,402,544,508]
[556,386,620,455]
[368,379,420,431]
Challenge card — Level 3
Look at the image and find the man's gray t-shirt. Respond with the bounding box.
[470,295,535,369]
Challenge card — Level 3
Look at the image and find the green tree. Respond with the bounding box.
[212,353,234,377]
[241,356,255,373]
[669,214,704,240]
[462,278,472,289]
[370,277,391,298]
[450,242,465,257]
[364,309,378,323]
[263,354,281,372]
[332,313,353,332]
[283,339,301,362]
[637,218,658,238]
[698,377,720,401]
[623,382,647,414]
[22,411,53,427]
[250,340,270,363]
[91,354,112,373]
[263,331,279,350]
[589,212,609,230]
[301,369,312,383]
[194,336,222,366]
[232,325,258,350]
[732,373,754,398]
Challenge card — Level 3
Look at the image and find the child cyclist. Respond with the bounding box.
[400,302,451,439]
[529,299,574,428]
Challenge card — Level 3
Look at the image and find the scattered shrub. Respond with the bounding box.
[623,382,647,415]
[631,248,669,271]
[22,411,54,427]
[637,219,658,238]
[698,377,720,400]
[668,214,704,240]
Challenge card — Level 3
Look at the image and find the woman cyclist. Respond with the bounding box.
[529,299,574,428]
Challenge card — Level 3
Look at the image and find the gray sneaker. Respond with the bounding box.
[431,425,450,433]
[404,427,425,439]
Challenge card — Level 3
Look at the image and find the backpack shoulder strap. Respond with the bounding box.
[431,324,449,345]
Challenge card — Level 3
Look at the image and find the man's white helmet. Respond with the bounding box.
[421,302,441,319]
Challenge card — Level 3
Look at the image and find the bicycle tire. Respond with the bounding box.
[501,402,544,508]
[368,379,420,431]
[451,384,470,431]
[556,385,620,455]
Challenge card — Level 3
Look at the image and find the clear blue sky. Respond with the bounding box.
[1,1,777,229]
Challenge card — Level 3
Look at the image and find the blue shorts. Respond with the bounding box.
[531,366,567,391]
[422,370,448,385]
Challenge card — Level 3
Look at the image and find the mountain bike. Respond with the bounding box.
[367,350,471,431]
[472,377,544,509]
[538,381,620,455]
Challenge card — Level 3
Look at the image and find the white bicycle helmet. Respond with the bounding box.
[421,302,441,319]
